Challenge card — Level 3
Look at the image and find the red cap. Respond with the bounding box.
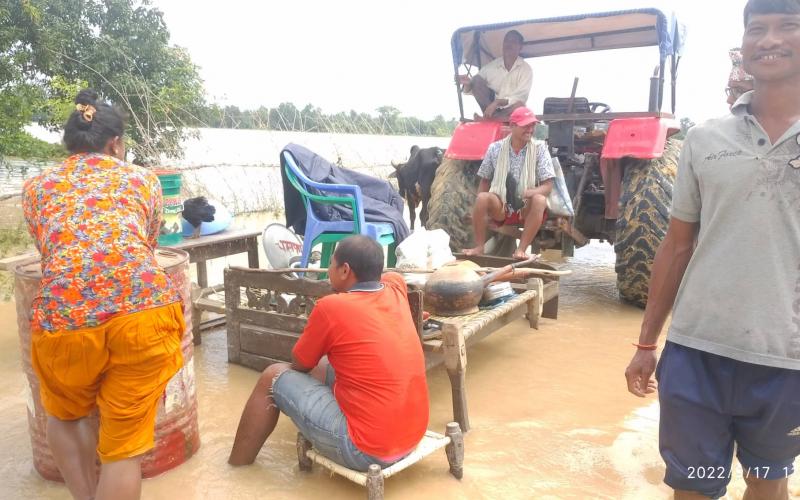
[509,106,539,126]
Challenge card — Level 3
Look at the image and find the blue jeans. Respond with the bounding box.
[272,365,399,471]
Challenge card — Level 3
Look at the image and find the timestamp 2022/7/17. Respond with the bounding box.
[687,466,792,480]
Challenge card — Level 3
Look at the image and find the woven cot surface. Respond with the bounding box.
[306,430,450,484]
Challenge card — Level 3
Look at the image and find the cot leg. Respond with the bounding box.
[366,464,384,500]
[443,323,470,431]
[445,422,465,480]
[297,433,313,472]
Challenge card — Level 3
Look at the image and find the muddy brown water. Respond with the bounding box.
[1,230,798,499]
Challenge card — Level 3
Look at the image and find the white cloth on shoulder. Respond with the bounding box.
[489,136,538,206]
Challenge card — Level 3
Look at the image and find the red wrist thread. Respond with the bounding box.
[632,343,658,350]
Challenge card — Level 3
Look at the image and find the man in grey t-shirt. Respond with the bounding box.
[625,1,800,498]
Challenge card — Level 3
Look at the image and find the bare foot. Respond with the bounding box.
[462,246,483,256]
[512,249,530,260]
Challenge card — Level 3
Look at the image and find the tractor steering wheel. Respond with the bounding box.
[588,102,611,113]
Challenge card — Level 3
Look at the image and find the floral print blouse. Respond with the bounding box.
[22,153,180,331]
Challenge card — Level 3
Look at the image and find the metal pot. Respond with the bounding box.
[424,257,537,316]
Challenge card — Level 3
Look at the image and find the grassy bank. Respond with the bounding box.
[1,131,64,160]
[0,224,33,301]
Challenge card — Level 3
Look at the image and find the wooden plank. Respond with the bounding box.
[247,237,260,268]
[169,228,261,251]
[424,351,444,370]
[235,308,307,333]
[556,219,588,246]
[543,281,559,320]
[181,239,254,263]
[528,278,543,330]
[462,306,528,347]
[226,266,333,297]
[239,323,300,362]
[237,351,288,372]
[0,252,39,271]
[224,269,243,363]
[194,297,226,315]
[443,323,469,431]
[451,253,559,273]
[408,290,424,341]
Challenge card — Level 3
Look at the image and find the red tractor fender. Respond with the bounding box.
[600,117,680,220]
[601,117,680,159]
[445,121,510,160]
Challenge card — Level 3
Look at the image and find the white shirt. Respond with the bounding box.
[477,56,533,107]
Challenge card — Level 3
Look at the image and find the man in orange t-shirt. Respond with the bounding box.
[229,235,429,470]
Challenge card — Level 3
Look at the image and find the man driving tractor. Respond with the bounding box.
[460,30,533,119]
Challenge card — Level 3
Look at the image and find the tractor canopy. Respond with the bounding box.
[451,8,685,70]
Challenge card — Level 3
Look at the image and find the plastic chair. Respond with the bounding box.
[282,151,397,271]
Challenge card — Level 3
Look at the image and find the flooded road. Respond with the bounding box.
[1,237,798,499]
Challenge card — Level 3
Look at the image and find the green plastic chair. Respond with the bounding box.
[282,152,397,274]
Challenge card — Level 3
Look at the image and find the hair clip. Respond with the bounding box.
[75,103,96,122]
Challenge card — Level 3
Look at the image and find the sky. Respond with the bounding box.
[154,0,750,123]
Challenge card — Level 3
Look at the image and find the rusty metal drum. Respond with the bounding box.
[13,247,200,480]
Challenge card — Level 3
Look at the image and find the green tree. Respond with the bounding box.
[376,105,400,134]
[0,0,206,162]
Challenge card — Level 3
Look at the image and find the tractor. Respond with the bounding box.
[425,8,685,307]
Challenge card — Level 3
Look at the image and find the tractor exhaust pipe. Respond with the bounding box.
[648,65,661,112]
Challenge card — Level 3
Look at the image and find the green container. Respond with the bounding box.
[155,170,183,246]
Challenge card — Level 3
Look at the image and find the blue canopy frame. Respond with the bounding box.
[451,8,686,118]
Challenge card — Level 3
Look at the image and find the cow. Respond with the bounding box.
[390,145,444,230]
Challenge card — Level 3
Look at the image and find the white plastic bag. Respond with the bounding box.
[546,156,575,217]
[395,227,455,269]
[427,229,456,268]
[395,228,430,269]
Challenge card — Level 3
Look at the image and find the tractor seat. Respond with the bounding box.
[542,97,591,115]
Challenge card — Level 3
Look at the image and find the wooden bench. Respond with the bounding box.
[224,263,559,431]
[167,228,261,345]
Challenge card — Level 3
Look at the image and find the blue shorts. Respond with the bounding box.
[656,341,800,498]
[272,365,399,471]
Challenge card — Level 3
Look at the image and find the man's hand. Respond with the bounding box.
[484,101,500,118]
[625,349,658,397]
[456,74,472,93]
[523,180,553,200]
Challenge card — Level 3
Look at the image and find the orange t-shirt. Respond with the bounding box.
[292,272,429,460]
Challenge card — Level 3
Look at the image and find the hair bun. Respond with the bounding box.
[74,88,99,106]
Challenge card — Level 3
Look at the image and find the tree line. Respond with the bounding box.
[0,1,456,163]
[198,103,458,137]
[1,0,206,162]
[2,1,693,162]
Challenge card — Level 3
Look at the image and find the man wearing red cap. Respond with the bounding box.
[463,106,554,259]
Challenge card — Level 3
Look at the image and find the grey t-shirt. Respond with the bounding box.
[668,92,800,370]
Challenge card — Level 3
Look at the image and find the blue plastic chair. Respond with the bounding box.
[282,151,397,271]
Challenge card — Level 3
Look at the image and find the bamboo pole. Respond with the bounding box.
[262,266,571,277]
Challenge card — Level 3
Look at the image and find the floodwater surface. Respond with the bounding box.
[1,240,798,499]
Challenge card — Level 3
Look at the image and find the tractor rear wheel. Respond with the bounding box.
[426,158,481,252]
[614,138,681,308]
